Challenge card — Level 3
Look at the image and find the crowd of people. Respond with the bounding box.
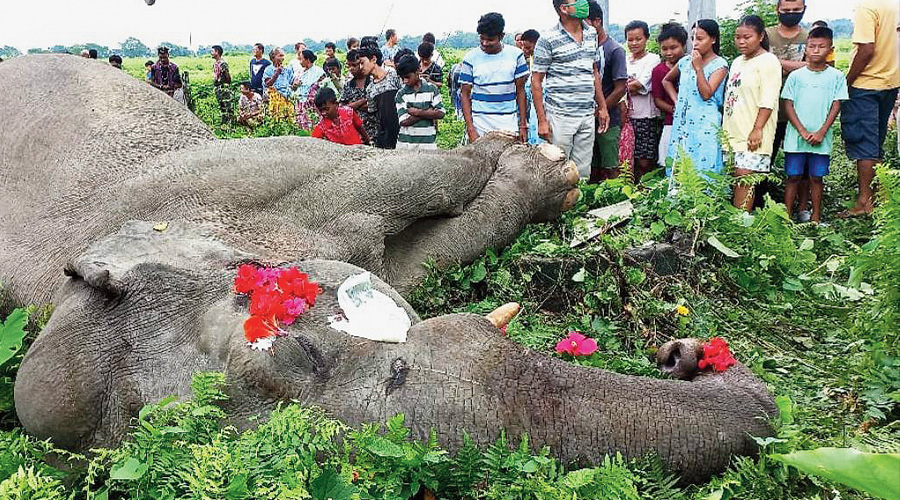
[134,0,898,222]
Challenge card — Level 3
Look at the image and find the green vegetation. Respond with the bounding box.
[1,130,898,497]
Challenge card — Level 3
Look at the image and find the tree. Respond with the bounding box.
[158,41,193,57]
[119,37,152,58]
[27,48,49,54]
[69,43,111,58]
[0,46,21,58]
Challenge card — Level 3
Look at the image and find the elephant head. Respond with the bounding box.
[15,221,777,482]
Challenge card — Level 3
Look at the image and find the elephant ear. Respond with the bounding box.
[64,220,254,296]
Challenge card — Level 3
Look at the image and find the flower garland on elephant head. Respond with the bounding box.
[233,264,321,350]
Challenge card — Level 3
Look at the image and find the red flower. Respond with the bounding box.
[250,290,286,319]
[243,315,277,343]
[234,264,261,294]
[698,337,737,372]
[302,282,321,306]
[235,264,322,349]
[555,331,598,357]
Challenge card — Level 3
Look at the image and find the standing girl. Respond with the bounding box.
[292,50,329,130]
[623,20,661,181]
[651,23,687,169]
[723,15,783,210]
[663,19,729,177]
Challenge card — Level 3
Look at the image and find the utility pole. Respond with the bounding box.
[598,0,609,31]
[687,0,716,28]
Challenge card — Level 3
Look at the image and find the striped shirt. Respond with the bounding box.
[395,81,444,149]
[532,21,600,118]
[459,45,529,135]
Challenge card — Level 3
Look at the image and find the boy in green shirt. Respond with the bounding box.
[781,27,848,223]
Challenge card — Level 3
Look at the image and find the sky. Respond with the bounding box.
[2,0,858,52]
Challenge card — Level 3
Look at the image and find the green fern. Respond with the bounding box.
[632,454,687,500]
[0,467,67,500]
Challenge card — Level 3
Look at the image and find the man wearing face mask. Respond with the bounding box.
[765,0,809,215]
[532,0,610,177]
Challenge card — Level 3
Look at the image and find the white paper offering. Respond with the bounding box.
[328,272,411,343]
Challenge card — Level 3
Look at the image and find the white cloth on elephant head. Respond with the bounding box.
[328,272,411,343]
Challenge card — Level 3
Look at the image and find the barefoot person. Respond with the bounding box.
[840,0,900,217]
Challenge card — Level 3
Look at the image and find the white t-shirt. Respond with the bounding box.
[627,51,661,119]
[289,57,306,85]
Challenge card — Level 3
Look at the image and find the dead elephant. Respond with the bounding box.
[2,55,777,482]
[15,221,777,482]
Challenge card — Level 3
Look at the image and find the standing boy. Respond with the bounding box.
[211,45,233,124]
[249,43,270,96]
[417,42,443,88]
[394,55,446,149]
[460,12,529,143]
[312,87,371,146]
[359,47,402,149]
[780,27,848,223]
[650,23,687,168]
[587,0,627,181]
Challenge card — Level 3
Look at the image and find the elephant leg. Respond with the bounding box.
[383,143,580,293]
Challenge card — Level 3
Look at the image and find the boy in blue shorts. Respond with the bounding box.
[780,26,848,223]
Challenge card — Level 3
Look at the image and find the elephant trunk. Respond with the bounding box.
[504,347,776,481]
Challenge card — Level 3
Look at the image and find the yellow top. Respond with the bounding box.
[723,52,783,155]
[850,0,900,90]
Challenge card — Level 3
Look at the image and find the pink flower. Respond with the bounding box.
[555,331,598,357]
[256,267,282,292]
[280,298,308,325]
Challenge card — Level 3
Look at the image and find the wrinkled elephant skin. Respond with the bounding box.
[15,222,777,482]
[2,56,778,482]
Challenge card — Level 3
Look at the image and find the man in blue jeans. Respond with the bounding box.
[840,0,899,217]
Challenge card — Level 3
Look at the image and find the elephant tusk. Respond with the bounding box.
[538,143,566,162]
[486,302,520,329]
[561,188,580,211]
[564,160,579,185]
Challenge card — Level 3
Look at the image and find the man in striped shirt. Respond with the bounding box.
[395,55,446,149]
[460,12,530,143]
[532,0,610,177]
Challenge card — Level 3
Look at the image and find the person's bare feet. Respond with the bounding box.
[837,203,874,218]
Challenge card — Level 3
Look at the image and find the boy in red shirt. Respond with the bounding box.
[312,88,371,146]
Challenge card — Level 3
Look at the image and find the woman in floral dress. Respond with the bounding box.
[662,19,729,176]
